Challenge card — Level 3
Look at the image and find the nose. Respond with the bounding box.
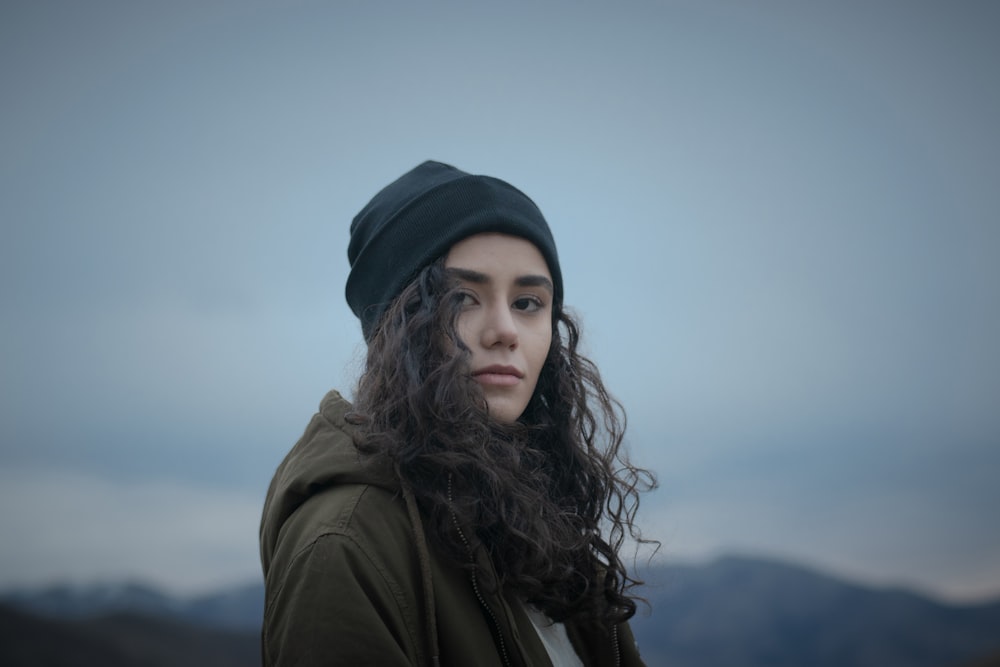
[481,304,518,349]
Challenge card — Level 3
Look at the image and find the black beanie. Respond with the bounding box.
[346,160,563,341]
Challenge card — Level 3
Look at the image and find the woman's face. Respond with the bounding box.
[445,232,554,423]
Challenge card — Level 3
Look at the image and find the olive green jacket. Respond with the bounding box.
[260,390,645,666]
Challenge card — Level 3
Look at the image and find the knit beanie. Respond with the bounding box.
[346,160,563,341]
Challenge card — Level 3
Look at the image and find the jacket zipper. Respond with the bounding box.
[447,477,623,666]
[449,476,513,667]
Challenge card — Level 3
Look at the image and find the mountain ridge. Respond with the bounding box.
[629,554,1000,667]
[3,553,998,667]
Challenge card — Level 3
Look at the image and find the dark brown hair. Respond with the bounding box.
[348,258,657,627]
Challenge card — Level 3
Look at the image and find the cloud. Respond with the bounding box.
[637,453,1000,603]
[2,0,998,607]
[0,468,263,595]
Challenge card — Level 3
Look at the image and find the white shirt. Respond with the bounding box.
[522,603,585,667]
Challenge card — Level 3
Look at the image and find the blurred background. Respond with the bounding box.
[2,0,998,607]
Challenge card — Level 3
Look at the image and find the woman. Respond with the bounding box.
[260,161,656,666]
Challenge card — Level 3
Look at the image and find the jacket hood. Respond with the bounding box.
[259,390,397,572]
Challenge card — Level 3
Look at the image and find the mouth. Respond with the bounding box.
[472,365,524,386]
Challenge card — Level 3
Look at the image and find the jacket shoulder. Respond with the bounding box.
[272,479,413,572]
[259,390,398,572]
[263,482,429,666]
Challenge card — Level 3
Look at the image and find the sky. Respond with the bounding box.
[2,1,998,601]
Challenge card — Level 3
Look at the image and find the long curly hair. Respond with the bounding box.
[347,258,657,627]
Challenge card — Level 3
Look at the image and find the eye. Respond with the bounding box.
[457,290,479,308]
[512,295,545,313]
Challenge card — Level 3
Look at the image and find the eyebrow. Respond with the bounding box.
[447,267,554,294]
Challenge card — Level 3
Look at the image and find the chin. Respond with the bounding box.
[485,400,528,424]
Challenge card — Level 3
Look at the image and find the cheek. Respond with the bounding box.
[453,312,475,348]
[526,329,553,377]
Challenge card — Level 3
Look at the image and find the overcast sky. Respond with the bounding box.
[2,0,998,601]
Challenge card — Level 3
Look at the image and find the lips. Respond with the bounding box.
[472,365,524,387]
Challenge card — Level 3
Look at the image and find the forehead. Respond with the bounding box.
[444,232,551,276]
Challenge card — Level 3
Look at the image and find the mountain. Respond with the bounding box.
[2,554,999,667]
[0,603,258,667]
[181,582,265,630]
[629,555,1000,667]
[1,580,263,631]
[1,581,183,620]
